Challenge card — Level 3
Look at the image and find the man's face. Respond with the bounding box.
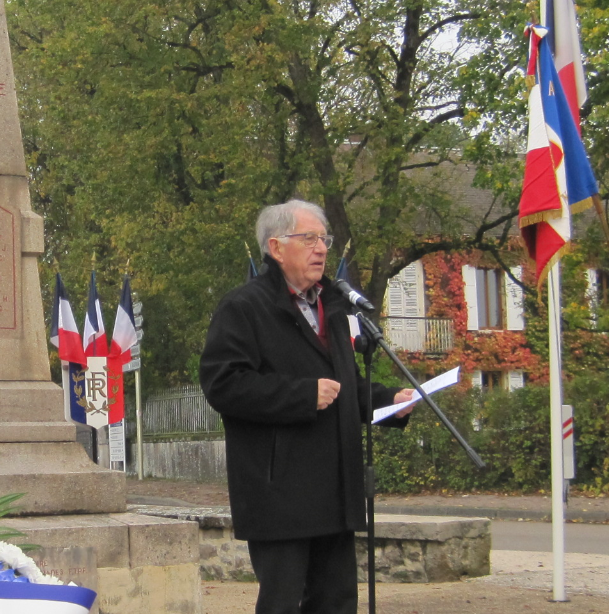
[269,209,328,292]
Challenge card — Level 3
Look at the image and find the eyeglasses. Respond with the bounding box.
[277,232,334,249]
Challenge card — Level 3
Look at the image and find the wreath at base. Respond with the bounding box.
[0,541,97,613]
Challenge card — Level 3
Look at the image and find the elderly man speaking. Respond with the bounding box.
[200,199,415,614]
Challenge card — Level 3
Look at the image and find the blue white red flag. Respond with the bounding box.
[83,271,108,357]
[335,238,351,284]
[335,258,349,285]
[0,580,96,614]
[245,242,258,282]
[518,25,597,286]
[541,0,587,130]
[63,362,87,425]
[247,258,258,282]
[109,275,137,365]
[50,274,87,367]
[334,240,360,345]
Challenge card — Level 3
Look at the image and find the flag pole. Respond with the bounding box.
[592,194,609,244]
[548,261,566,602]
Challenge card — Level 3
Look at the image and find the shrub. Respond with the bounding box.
[371,370,609,494]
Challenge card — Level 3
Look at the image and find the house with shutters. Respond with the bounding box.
[378,157,605,391]
[378,158,536,391]
[384,255,529,391]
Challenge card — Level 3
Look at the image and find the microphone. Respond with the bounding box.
[333,279,375,313]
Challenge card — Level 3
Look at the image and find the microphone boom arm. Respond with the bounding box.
[356,311,486,470]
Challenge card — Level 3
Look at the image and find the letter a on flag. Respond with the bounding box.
[541,0,587,130]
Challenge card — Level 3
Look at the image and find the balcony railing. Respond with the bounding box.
[382,317,454,354]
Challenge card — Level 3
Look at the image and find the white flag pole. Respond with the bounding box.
[548,261,566,601]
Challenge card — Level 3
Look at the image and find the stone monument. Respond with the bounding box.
[0,1,125,514]
[0,5,203,612]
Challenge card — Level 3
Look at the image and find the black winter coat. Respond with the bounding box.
[199,256,407,541]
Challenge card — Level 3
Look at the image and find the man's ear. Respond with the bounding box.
[268,238,284,263]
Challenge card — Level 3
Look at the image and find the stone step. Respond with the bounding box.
[2,512,203,614]
[128,504,492,584]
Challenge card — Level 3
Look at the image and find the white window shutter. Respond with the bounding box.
[508,370,524,391]
[387,279,405,325]
[462,265,479,331]
[471,370,483,388]
[385,278,405,350]
[402,261,424,318]
[385,261,424,350]
[505,266,525,331]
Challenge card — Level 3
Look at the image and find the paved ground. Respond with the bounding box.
[126,478,609,522]
[126,478,609,613]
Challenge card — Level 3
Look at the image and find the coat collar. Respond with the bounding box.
[260,255,338,357]
[260,254,340,311]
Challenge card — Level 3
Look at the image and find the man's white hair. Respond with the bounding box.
[256,199,328,256]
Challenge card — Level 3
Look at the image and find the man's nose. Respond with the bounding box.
[314,237,328,253]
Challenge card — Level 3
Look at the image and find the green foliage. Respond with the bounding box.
[4,0,543,389]
[371,370,609,495]
[565,373,609,494]
[0,493,37,551]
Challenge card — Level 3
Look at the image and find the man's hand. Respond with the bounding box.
[317,378,341,410]
[393,388,416,418]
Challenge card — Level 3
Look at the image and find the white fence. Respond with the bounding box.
[129,384,223,437]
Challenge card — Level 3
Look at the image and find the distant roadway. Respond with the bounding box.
[491,521,609,555]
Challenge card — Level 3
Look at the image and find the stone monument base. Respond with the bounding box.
[0,442,126,515]
[3,512,203,614]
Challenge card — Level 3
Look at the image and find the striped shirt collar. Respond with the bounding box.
[286,282,323,304]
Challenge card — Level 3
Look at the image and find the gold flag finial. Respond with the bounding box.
[91,251,97,271]
[341,238,351,260]
[526,2,538,24]
[125,258,131,276]
[245,242,252,258]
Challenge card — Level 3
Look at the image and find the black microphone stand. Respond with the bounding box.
[353,308,486,614]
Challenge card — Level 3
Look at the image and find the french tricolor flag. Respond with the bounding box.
[541,0,587,130]
[109,275,138,365]
[0,582,97,614]
[50,274,87,367]
[335,244,361,346]
[83,271,108,357]
[519,25,597,287]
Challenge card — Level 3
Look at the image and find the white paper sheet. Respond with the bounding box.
[372,366,460,424]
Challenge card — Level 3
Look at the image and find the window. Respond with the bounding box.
[471,370,524,392]
[481,370,502,390]
[475,269,503,329]
[462,265,524,331]
[587,268,609,310]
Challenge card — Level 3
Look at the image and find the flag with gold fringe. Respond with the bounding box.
[519,24,597,287]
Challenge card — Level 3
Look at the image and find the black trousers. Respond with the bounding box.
[247,531,358,614]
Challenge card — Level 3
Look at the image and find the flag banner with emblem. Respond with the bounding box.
[109,275,137,365]
[64,355,124,428]
[82,356,109,430]
[54,273,131,428]
[63,362,86,425]
[541,0,587,128]
[50,274,87,367]
[83,271,108,357]
[106,355,125,425]
[518,24,598,286]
